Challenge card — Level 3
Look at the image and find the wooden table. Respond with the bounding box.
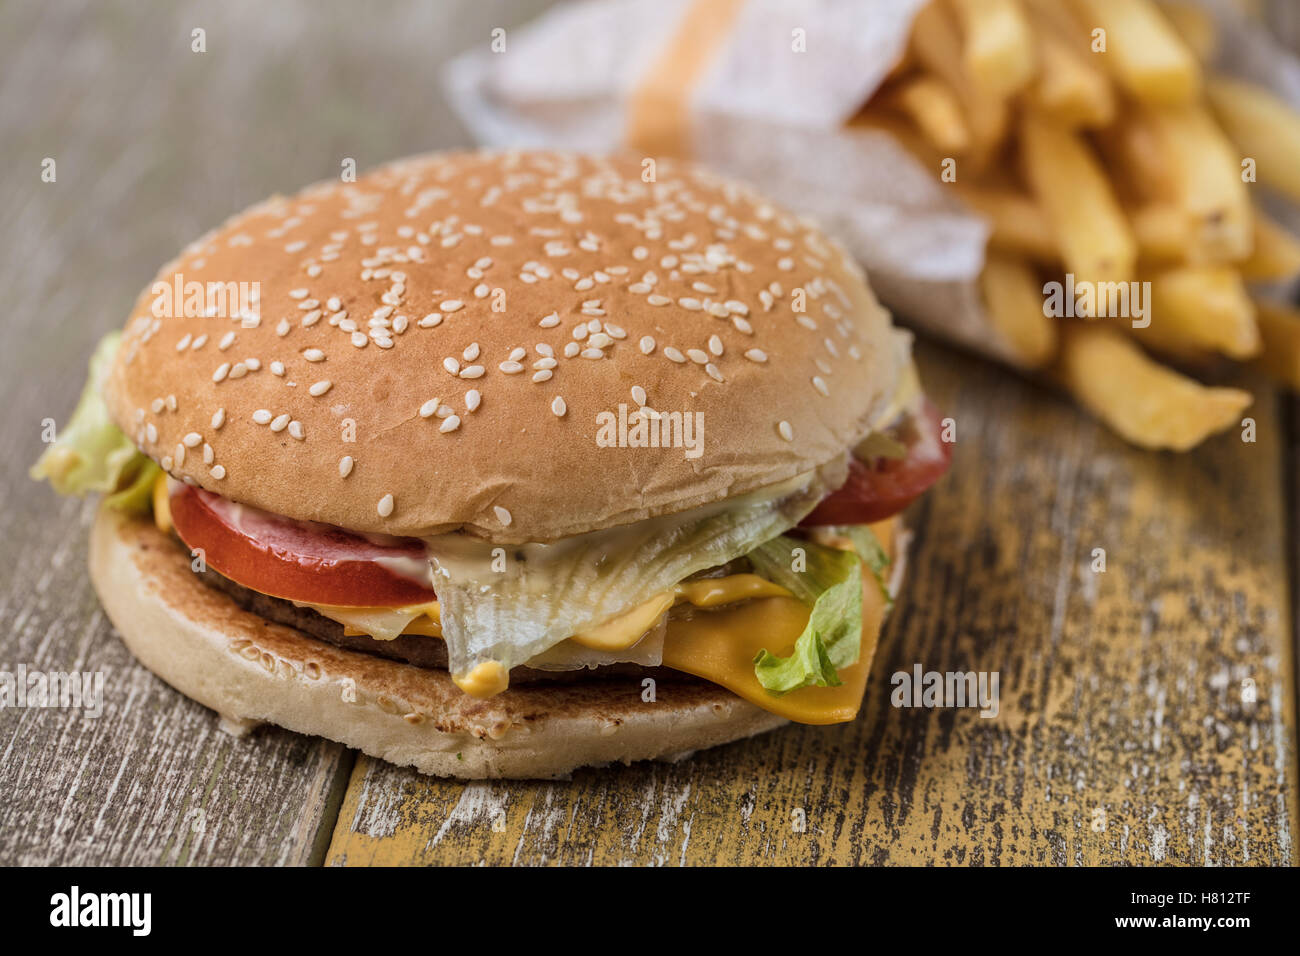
[1,0,1295,866]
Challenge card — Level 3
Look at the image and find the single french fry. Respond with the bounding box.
[1240,209,1300,281]
[1155,1,1218,62]
[1094,108,1170,202]
[1143,104,1254,263]
[1023,5,1116,127]
[980,254,1058,368]
[882,74,971,154]
[1206,75,1300,203]
[1131,202,1191,264]
[1056,322,1251,451]
[955,185,1060,262]
[1067,0,1200,105]
[910,1,1008,163]
[1020,112,1136,285]
[1142,266,1260,360]
[1253,299,1300,389]
[948,0,1036,98]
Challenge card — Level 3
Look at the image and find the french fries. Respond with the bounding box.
[1154,0,1218,63]
[980,253,1058,368]
[1066,0,1201,106]
[1143,266,1260,360]
[1240,209,1300,281]
[880,74,971,155]
[1206,75,1300,202]
[948,0,1036,99]
[1020,113,1136,285]
[1056,323,1251,452]
[1022,2,1115,128]
[1253,300,1300,390]
[871,1,1300,450]
[908,1,1007,163]
[954,185,1059,263]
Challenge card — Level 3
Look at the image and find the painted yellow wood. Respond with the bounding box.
[325,344,1298,866]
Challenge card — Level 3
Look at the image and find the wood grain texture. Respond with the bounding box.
[325,344,1298,866]
[1,0,1295,867]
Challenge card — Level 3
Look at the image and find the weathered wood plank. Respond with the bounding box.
[325,343,1296,866]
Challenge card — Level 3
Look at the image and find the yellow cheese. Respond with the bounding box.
[152,473,172,535]
[571,592,676,651]
[453,660,508,698]
[660,518,895,725]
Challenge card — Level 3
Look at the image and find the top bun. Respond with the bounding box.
[105,151,904,542]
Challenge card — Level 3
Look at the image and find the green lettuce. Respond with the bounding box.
[841,524,893,609]
[747,536,865,694]
[30,331,158,515]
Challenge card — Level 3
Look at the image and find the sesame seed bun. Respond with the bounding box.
[104,150,903,542]
[90,505,904,779]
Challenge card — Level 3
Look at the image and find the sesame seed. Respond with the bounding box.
[580,348,603,360]
[271,361,285,376]
[253,409,273,425]
[420,398,441,418]
[183,432,202,448]
[551,396,566,417]
[351,331,368,348]
[647,294,670,307]
[744,348,768,363]
[151,398,165,414]
[211,408,226,430]
[812,376,829,396]
[210,465,227,480]
[174,444,185,467]
[687,349,709,364]
[176,334,192,351]
[270,414,290,432]
[459,364,485,379]
[439,415,461,433]
[228,362,248,379]
[213,363,231,383]
[533,357,557,370]
[339,456,354,478]
[532,369,554,383]
[631,385,647,406]
[679,297,703,311]
[309,380,332,397]
[303,348,325,362]
[203,443,214,465]
[219,332,236,350]
[708,335,724,355]
[494,505,512,526]
[466,389,481,412]
[705,363,724,382]
[288,420,305,440]
[419,312,442,328]
[777,421,794,441]
[664,347,686,364]
[639,336,656,354]
[439,299,463,312]
[377,494,394,517]
[499,361,524,374]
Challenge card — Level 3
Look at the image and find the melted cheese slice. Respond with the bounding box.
[660,518,895,725]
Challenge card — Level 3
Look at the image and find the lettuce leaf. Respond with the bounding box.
[30,330,157,514]
[747,536,864,694]
[425,464,845,680]
[841,524,893,609]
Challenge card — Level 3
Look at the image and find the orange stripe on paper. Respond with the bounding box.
[625,0,748,158]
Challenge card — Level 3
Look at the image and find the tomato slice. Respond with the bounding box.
[168,485,437,607]
[800,400,951,527]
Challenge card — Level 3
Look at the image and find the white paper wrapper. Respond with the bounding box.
[444,0,1300,362]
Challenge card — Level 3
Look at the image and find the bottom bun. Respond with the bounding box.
[89,504,902,779]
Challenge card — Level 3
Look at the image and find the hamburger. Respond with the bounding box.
[32,151,950,779]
